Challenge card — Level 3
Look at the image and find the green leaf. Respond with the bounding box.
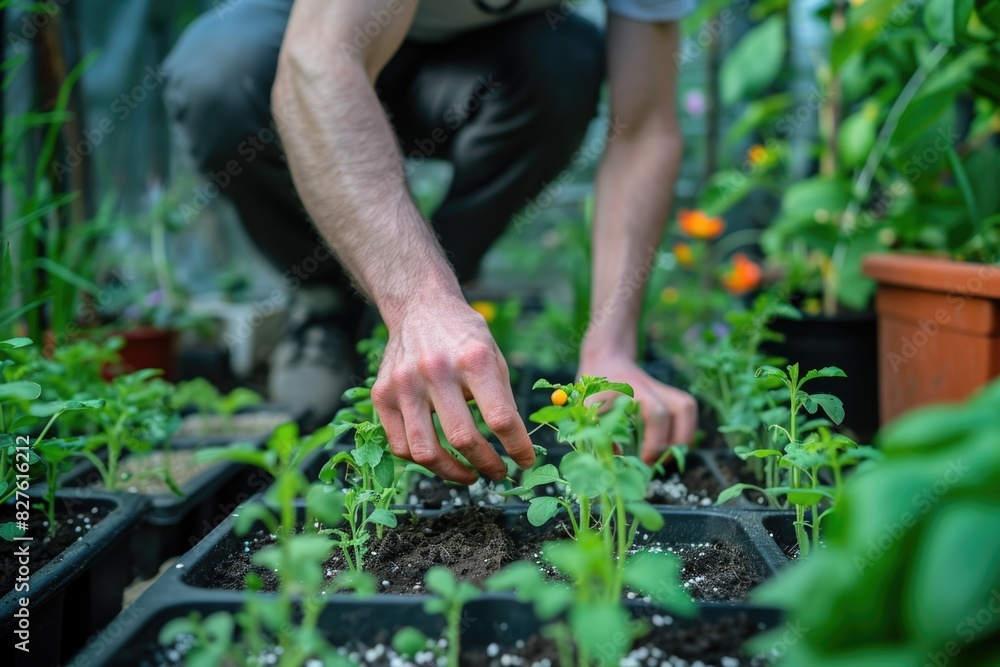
[529,405,568,424]
[0,337,32,350]
[526,496,561,526]
[720,16,787,105]
[306,484,345,526]
[425,565,457,598]
[560,451,608,497]
[809,393,846,425]
[751,449,783,458]
[838,106,877,168]
[0,521,26,541]
[353,441,383,469]
[626,501,665,531]
[365,508,398,529]
[372,452,395,489]
[484,561,545,596]
[233,502,275,536]
[531,379,558,390]
[392,627,428,657]
[0,381,41,401]
[804,367,847,381]
[716,483,752,505]
[521,463,561,489]
[623,551,696,615]
[569,602,633,667]
[978,0,1000,30]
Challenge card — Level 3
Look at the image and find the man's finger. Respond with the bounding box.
[431,386,507,480]
[399,398,479,484]
[466,368,535,470]
[667,390,697,447]
[641,394,672,465]
[377,402,412,462]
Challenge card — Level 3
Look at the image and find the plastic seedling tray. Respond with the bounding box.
[70,589,783,666]
[0,490,148,666]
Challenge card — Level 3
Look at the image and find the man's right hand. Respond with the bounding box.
[372,293,536,484]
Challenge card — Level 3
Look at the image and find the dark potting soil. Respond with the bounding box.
[188,507,559,594]
[190,507,763,601]
[0,503,110,593]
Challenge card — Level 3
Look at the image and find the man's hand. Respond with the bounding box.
[578,353,696,465]
[372,294,536,484]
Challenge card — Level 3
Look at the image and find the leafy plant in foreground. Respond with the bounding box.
[717,363,878,556]
[166,423,370,666]
[325,395,414,573]
[393,566,479,667]
[171,378,263,435]
[751,378,1000,665]
[502,376,682,605]
[0,337,104,538]
[487,534,695,667]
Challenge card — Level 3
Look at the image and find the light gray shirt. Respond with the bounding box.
[408,0,696,41]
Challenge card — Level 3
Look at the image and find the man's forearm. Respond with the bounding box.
[272,4,462,330]
[582,17,682,363]
[582,128,682,361]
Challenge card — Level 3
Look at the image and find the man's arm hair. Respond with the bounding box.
[272,0,462,327]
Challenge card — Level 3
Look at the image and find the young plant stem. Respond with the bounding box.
[446,604,462,667]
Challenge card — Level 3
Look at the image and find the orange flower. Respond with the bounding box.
[470,301,497,324]
[673,243,695,268]
[721,253,762,295]
[747,144,769,165]
[678,210,725,240]
[661,287,680,304]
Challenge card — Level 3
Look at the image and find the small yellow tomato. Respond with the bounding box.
[551,388,568,406]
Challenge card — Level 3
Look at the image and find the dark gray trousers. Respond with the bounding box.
[163,0,602,318]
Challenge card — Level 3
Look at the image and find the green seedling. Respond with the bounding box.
[717,363,877,556]
[501,376,676,604]
[172,378,263,435]
[166,422,371,667]
[326,399,413,573]
[79,369,179,492]
[393,566,479,667]
[487,533,695,667]
[0,338,104,537]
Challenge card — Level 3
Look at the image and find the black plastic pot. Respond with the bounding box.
[69,593,783,667]
[0,491,147,667]
[762,310,879,444]
[60,439,273,580]
[170,503,789,597]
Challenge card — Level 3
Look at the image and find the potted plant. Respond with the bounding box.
[860,1,1000,422]
[701,0,994,441]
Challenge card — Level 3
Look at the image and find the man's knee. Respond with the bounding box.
[163,15,281,173]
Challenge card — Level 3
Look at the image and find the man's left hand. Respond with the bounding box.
[577,355,697,465]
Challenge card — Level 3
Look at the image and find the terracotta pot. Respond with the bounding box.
[108,325,179,382]
[862,254,1000,424]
